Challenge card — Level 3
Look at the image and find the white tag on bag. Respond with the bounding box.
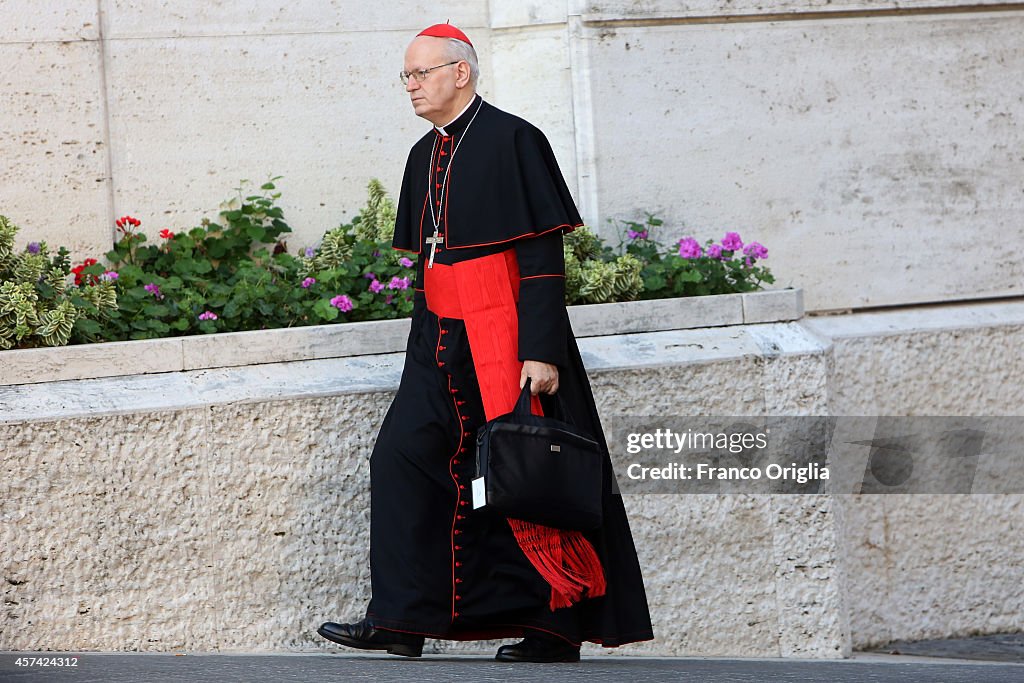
[472,476,486,509]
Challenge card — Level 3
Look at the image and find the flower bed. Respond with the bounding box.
[1,178,780,356]
[0,288,802,386]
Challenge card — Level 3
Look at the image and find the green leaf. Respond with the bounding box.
[313,298,339,321]
[679,269,702,283]
[644,274,666,290]
[206,240,226,259]
[74,318,102,334]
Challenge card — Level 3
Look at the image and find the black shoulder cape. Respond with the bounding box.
[392,97,583,252]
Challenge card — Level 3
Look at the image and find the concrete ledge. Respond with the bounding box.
[0,320,824,425]
[0,288,802,387]
[804,298,1024,339]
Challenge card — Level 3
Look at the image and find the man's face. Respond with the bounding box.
[404,36,461,123]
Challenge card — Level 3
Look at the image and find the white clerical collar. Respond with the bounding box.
[435,96,477,136]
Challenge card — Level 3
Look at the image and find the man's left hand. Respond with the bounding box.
[521,360,559,395]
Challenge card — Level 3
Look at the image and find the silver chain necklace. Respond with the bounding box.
[427,97,483,231]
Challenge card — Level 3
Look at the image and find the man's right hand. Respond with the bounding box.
[521,360,559,395]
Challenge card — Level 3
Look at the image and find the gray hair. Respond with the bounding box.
[444,38,479,88]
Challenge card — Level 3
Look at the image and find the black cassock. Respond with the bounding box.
[365,95,653,647]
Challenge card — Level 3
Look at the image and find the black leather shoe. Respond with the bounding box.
[495,634,581,663]
[317,619,424,657]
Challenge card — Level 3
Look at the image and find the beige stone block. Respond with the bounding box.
[0,409,216,651]
[0,338,184,386]
[589,355,766,416]
[490,0,568,28]
[101,1,487,39]
[491,25,578,197]
[570,293,743,337]
[804,299,1024,339]
[582,1,1010,21]
[103,30,494,261]
[821,324,1024,416]
[743,287,803,324]
[181,318,412,370]
[769,494,851,657]
[843,494,1024,649]
[0,1,99,42]
[203,395,388,650]
[0,41,110,260]
[586,14,1024,311]
[759,348,832,416]
[616,494,782,657]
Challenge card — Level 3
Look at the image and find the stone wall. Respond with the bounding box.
[806,303,1024,648]
[3,299,1023,656]
[3,2,1022,311]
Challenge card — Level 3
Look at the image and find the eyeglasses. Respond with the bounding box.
[400,61,460,85]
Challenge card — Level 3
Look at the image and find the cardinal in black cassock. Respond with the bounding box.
[318,22,654,663]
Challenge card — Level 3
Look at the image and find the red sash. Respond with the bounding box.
[424,250,606,610]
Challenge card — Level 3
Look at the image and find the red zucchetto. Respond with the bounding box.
[416,22,473,47]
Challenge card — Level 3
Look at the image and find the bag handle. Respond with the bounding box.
[516,377,577,426]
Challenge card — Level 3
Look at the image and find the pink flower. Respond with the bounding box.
[385,294,394,305]
[99,270,119,282]
[706,244,723,260]
[743,241,768,259]
[301,277,316,288]
[721,231,743,251]
[330,294,354,312]
[369,279,385,293]
[198,311,218,321]
[388,276,411,290]
[677,237,702,259]
[398,257,414,268]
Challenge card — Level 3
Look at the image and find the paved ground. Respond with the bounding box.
[865,632,1024,663]
[1,650,1022,683]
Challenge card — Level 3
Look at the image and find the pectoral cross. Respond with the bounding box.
[426,229,444,268]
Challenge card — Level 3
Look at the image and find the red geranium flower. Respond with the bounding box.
[71,257,100,286]
[159,229,175,239]
[115,216,141,232]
